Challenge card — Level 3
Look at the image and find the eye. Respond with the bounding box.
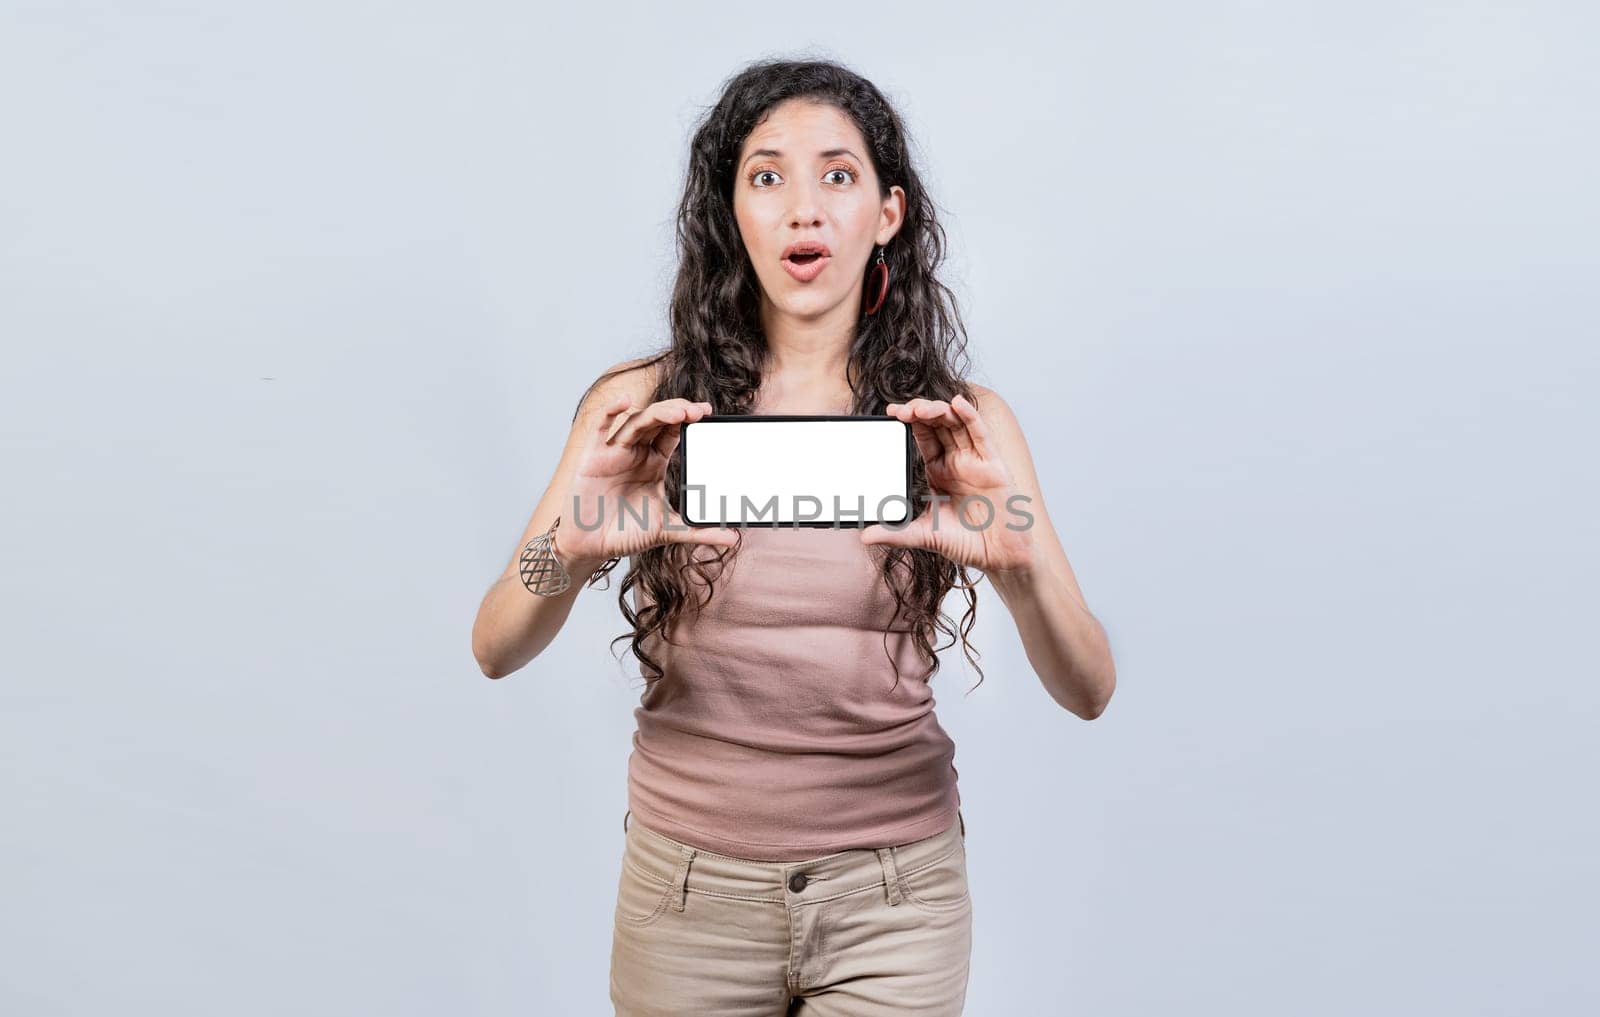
[746,165,858,189]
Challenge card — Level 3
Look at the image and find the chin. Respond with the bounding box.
[775,290,841,317]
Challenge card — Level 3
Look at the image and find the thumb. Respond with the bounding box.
[661,512,740,550]
[859,516,929,550]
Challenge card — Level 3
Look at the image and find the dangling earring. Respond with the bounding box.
[863,244,890,316]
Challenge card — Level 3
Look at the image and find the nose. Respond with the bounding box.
[787,181,824,227]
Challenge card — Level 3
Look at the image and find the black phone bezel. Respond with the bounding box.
[678,414,914,529]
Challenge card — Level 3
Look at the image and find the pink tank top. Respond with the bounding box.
[624,524,963,859]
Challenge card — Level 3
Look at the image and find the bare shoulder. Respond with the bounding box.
[963,381,1022,433]
[961,381,1039,478]
[961,381,1054,530]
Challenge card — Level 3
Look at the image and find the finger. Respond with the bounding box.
[598,396,636,442]
[648,401,710,461]
[614,399,699,448]
[609,403,674,447]
[885,398,941,469]
[949,393,991,458]
[892,397,935,420]
[859,513,932,550]
[885,401,919,427]
[907,417,946,473]
[931,400,973,453]
[914,399,963,458]
[942,398,975,453]
[660,513,740,549]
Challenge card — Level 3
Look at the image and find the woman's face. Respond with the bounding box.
[732,99,905,320]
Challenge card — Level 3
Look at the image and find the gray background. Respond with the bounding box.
[3,2,1595,1014]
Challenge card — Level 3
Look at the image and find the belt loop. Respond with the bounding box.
[876,847,904,906]
[669,844,696,911]
[959,809,965,840]
[622,808,631,833]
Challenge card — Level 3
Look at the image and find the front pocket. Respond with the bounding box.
[614,858,675,927]
[898,843,970,914]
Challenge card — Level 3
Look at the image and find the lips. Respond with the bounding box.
[781,240,832,282]
[782,240,832,260]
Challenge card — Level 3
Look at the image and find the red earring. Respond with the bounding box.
[863,245,889,316]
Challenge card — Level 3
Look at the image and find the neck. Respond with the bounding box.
[759,305,853,371]
[754,344,856,414]
[755,292,858,410]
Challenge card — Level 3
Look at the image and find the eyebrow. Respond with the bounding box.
[741,147,863,168]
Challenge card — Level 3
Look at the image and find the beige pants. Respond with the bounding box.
[609,808,972,1016]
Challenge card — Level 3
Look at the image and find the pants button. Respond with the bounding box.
[788,872,808,892]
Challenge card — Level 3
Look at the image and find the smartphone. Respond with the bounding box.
[679,415,913,527]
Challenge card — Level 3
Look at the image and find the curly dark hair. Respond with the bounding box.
[575,56,986,696]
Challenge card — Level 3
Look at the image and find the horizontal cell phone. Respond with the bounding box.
[679,415,913,527]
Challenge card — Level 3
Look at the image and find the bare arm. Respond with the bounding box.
[469,360,653,679]
[971,385,1116,718]
[870,385,1116,718]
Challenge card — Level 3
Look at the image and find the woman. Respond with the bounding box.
[471,58,1115,1016]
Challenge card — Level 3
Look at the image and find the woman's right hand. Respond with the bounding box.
[551,395,739,566]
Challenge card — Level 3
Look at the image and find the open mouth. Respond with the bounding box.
[780,243,832,281]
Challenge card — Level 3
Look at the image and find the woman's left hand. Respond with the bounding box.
[860,393,1036,575]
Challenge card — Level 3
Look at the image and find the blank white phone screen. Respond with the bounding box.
[682,419,910,525]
